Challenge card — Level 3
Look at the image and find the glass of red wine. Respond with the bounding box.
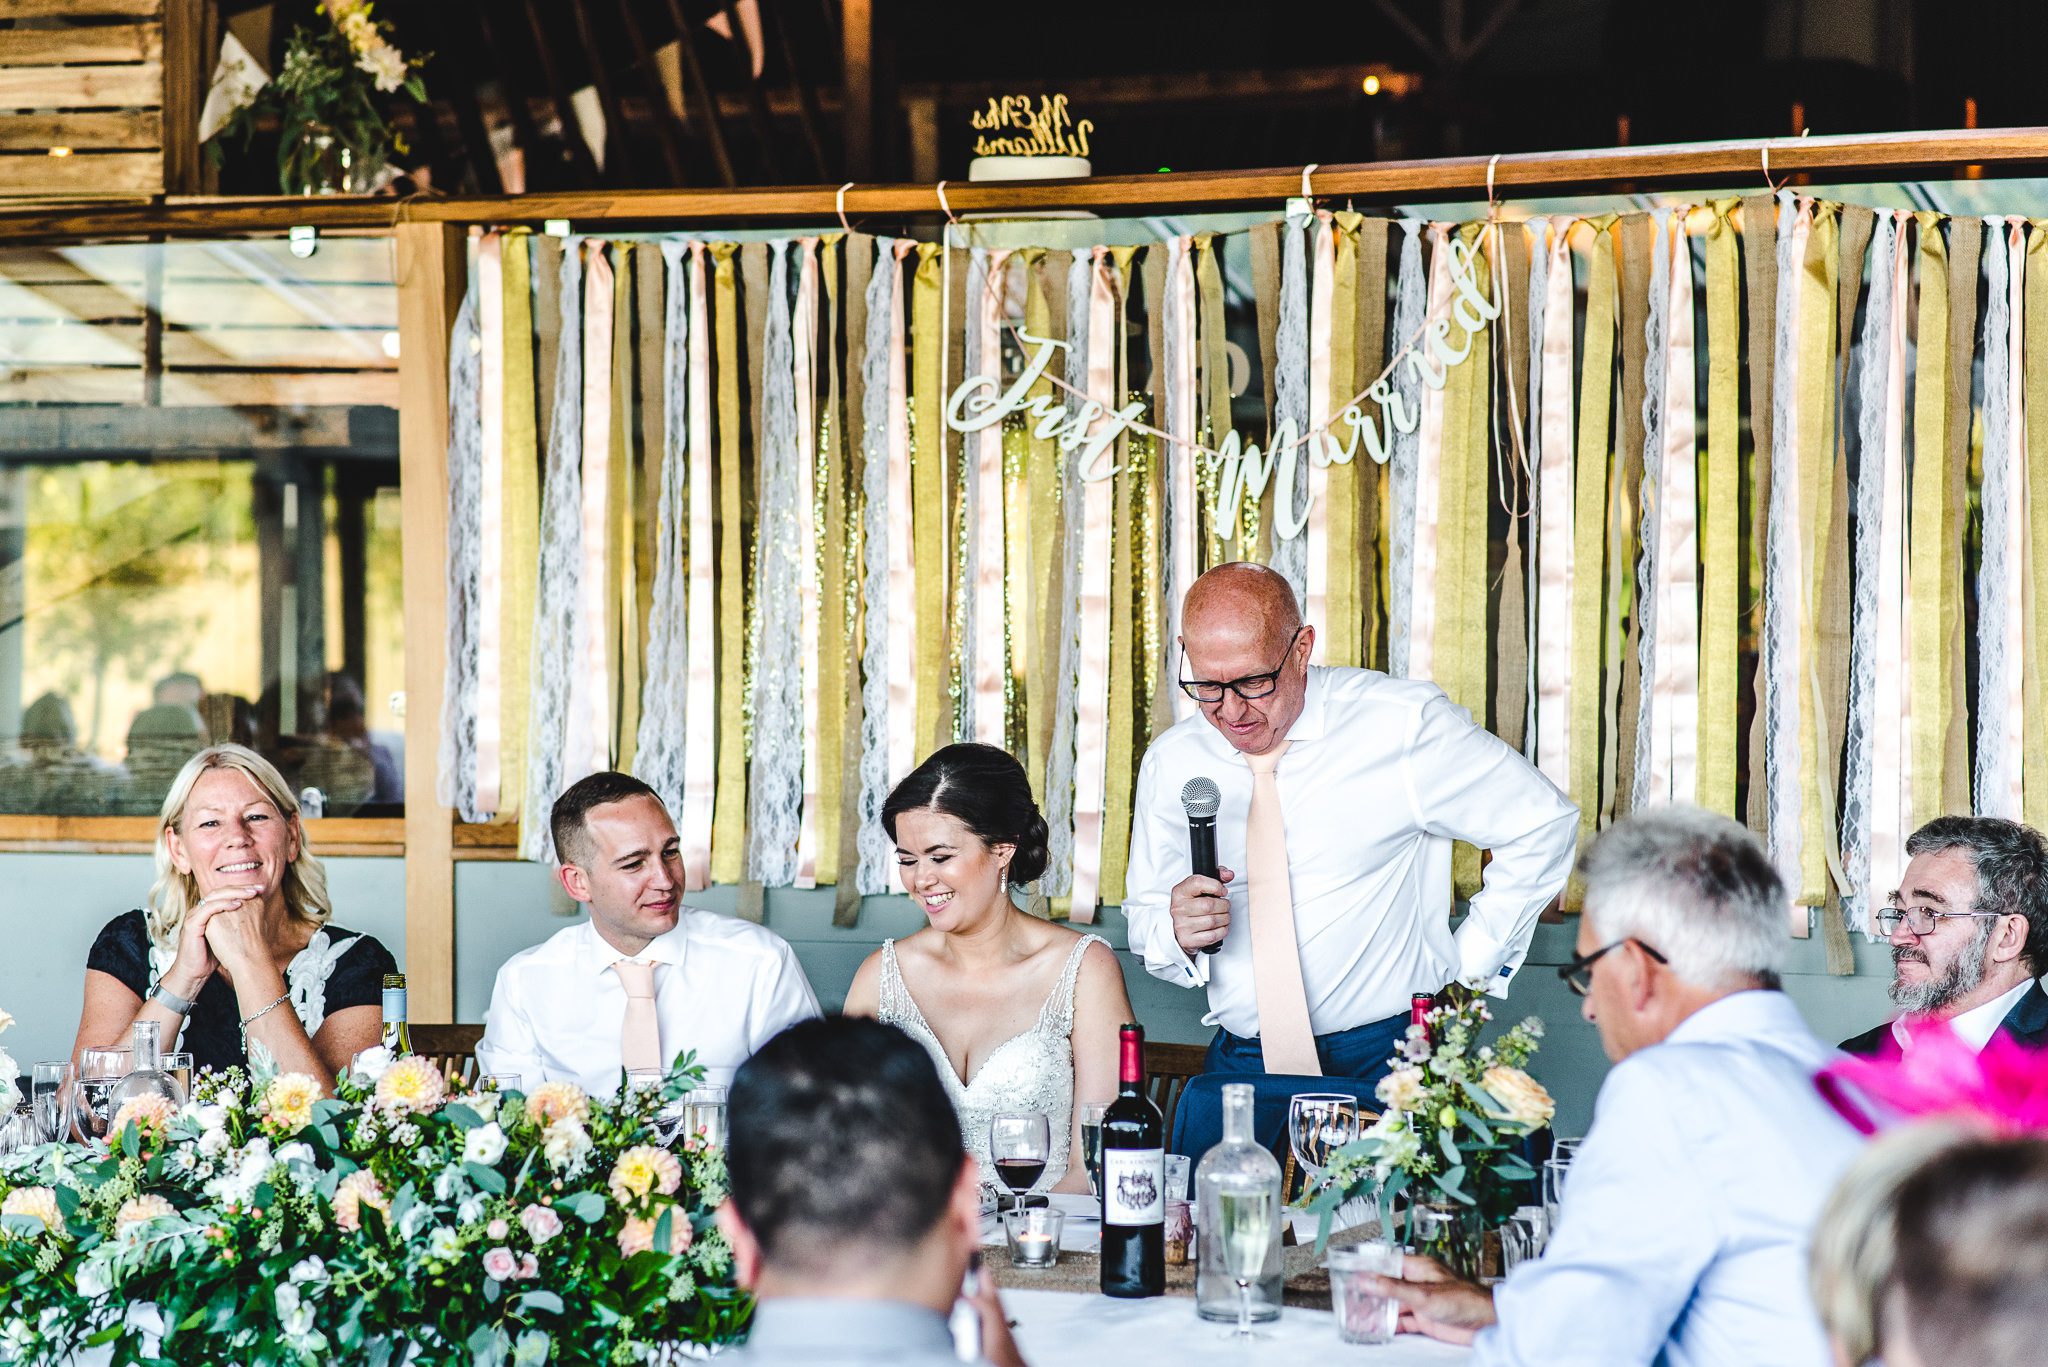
[990,1111,1053,1212]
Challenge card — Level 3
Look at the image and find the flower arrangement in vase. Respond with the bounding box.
[0,1049,746,1365]
[1300,993,1553,1279]
[208,1,428,196]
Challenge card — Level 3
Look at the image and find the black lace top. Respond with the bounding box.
[86,909,395,1075]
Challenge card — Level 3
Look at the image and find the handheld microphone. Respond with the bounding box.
[1180,777,1224,955]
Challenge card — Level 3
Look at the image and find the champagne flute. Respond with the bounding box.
[989,1112,1052,1211]
[30,1062,70,1144]
[1078,1102,1109,1200]
[69,1047,129,1147]
[1216,1179,1278,1339]
[1288,1093,1361,1188]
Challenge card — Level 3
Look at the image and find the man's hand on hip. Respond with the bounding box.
[1170,867,1235,955]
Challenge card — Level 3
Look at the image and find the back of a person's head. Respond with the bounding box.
[1579,804,1787,990]
[1889,1133,2048,1365]
[728,1016,964,1279]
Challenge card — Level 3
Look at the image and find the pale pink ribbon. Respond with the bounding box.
[565,241,616,784]
[1406,225,1453,683]
[1769,202,1813,919]
[1067,248,1118,925]
[970,249,1013,745]
[680,243,717,890]
[1650,211,1700,803]
[792,239,823,886]
[475,230,506,813]
[1304,212,1336,662]
[1164,235,1199,722]
[1995,220,2029,818]
[1869,212,1911,900]
[1533,220,1576,788]
[885,241,918,788]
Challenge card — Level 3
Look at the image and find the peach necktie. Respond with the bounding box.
[611,959,662,1075]
[1245,741,1322,1076]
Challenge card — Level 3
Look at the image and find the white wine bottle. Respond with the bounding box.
[381,972,412,1055]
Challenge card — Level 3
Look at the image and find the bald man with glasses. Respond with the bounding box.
[1840,815,2048,1058]
[1122,563,1578,1158]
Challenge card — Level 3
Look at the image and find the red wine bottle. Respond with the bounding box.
[1100,1023,1165,1298]
[1410,992,1434,1038]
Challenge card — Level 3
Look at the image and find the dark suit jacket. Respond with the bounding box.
[1840,979,2048,1056]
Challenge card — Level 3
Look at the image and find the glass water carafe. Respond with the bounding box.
[1194,1082,1284,1322]
[108,1020,185,1116]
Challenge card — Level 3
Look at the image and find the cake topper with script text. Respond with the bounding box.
[970,93,1093,159]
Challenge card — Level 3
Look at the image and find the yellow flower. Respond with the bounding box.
[525,1081,590,1130]
[332,1169,386,1233]
[607,1145,682,1203]
[1481,1066,1555,1128]
[115,1194,176,1230]
[374,1056,446,1115]
[262,1073,321,1132]
[112,1093,178,1144]
[1375,1067,1427,1115]
[617,1210,692,1258]
[1,1186,64,1238]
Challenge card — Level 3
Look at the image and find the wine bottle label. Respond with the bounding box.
[382,987,406,1022]
[1102,1147,1165,1225]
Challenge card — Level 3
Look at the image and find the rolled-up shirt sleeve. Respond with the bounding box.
[1402,692,1578,995]
[1122,748,1211,991]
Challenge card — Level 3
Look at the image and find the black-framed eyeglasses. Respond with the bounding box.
[1557,938,1668,997]
[1178,625,1306,704]
[1874,903,2001,937]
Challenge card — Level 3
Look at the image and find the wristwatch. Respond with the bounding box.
[149,981,196,1016]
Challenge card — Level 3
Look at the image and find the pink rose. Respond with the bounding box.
[487,1219,509,1241]
[482,1246,518,1282]
[519,1204,563,1245]
[516,1252,538,1280]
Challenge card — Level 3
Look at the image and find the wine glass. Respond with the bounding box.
[1288,1093,1361,1189]
[1216,1178,1278,1339]
[1078,1102,1109,1200]
[163,1053,194,1098]
[30,1062,70,1144]
[1542,1156,1572,1236]
[681,1086,729,1148]
[989,1112,1052,1211]
[69,1047,129,1147]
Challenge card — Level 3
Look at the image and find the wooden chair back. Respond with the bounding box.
[1142,1040,1208,1139]
[410,1023,486,1088]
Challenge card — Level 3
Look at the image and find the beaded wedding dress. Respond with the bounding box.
[878,934,1105,1192]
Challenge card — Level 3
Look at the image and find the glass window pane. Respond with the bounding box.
[0,236,403,819]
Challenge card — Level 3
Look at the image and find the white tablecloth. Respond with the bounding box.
[1002,1286,1472,1365]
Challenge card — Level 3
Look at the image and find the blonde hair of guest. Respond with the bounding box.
[144,743,333,954]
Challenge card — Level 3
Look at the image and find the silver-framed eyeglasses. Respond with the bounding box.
[1177,626,1305,704]
[1875,902,2002,937]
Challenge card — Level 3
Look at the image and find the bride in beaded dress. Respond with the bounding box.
[844,743,1136,1195]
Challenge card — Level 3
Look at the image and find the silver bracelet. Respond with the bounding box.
[148,981,196,1016]
[240,991,291,1030]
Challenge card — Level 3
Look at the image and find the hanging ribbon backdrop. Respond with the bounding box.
[437,198,2048,943]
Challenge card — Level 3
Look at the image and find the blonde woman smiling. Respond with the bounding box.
[72,744,393,1090]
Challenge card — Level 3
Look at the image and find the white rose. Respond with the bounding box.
[274,1283,300,1318]
[276,1142,315,1168]
[75,1261,111,1298]
[288,1256,326,1285]
[428,1226,461,1260]
[433,1167,464,1202]
[457,1196,487,1226]
[349,1046,394,1085]
[197,1127,228,1159]
[462,1122,507,1167]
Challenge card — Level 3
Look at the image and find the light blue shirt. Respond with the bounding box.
[1476,990,1864,1367]
[729,1298,982,1366]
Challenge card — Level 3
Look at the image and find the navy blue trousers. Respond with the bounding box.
[1167,1012,1407,1159]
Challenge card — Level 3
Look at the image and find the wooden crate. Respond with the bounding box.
[0,0,204,198]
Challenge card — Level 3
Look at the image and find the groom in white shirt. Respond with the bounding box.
[1369,806,1865,1367]
[476,771,820,1096]
[1123,563,1578,1155]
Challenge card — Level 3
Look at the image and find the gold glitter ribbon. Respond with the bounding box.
[609,245,638,771]
[1101,246,1139,910]
[1025,250,1065,809]
[1908,212,1949,830]
[911,242,949,760]
[681,244,717,890]
[709,242,749,885]
[818,234,849,891]
[2026,221,2048,831]
[1324,211,1362,669]
[1698,202,1741,816]
[498,228,538,828]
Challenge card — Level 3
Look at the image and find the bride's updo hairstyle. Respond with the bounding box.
[881,743,1051,885]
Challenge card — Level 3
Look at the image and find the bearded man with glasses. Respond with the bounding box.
[1121,562,1577,1158]
[1839,815,2048,1058]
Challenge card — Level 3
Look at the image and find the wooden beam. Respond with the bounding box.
[0,813,401,855]
[0,62,162,110]
[0,151,160,196]
[0,110,160,151]
[395,220,464,1021]
[0,22,162,66]
[0,0,161,14]
[840,0,871,179]
[0,127,2039,239]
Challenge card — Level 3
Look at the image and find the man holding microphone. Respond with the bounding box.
[1123,563,1578,1156]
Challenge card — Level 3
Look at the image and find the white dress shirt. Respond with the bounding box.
[1477,991,1864,1367]
[1123,666,1578,1037]
[476,910,821,1097]
[1890,976,2035,1052]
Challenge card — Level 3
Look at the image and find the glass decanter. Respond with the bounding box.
[108,1019,186,1115]
[1194,1082,1283,1324]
